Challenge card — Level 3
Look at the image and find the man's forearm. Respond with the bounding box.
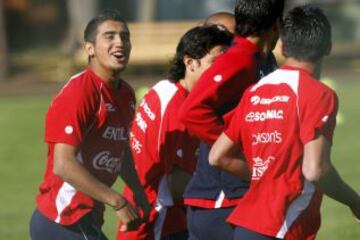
[213,156,251,181]
[53,144,125,209]
[315,164,359,208]
[209,133,251,181]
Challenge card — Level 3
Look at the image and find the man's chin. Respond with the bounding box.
[111,64,126,73]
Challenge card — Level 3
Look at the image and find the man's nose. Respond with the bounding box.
[113,34,123,46]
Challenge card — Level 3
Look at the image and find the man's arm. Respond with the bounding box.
[209,132,251,181]
[53,143,139,227]
[179,54,254,144]
[119,145,151,223]
[302,135,360,222]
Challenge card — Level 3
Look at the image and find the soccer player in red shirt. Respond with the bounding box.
[179,1,284,239]
[210,5,360,240]
[30,10,150,240]
[116,25,232,240]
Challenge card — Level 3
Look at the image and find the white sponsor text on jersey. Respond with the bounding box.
[93,151,122,173]
[140,99,156,121]
[252,156,275,180]
[252,131,282,145]
[245,110,284,122]
[136,112,148,132]
[250,95,290,105]
[102,126,128,141]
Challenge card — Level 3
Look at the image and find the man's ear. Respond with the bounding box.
[184,55,195,72]
[277,39,284,57]
[85,42,95,57]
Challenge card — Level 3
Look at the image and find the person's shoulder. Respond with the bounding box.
[297,72,338,109]
[149,80,180,109]
[152,80,178,96]
[56,69,101,102]
[301,72,336,96]
[64,69,99,91]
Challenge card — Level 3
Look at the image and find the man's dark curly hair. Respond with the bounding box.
[168,25,232,82]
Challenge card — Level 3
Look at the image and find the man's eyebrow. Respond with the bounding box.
[102,30,129,36]
[102,31,117,35]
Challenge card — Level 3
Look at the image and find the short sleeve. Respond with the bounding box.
[300,89,338,144]
[44,79,99,146]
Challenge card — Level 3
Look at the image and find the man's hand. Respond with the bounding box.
[116,200,141,232]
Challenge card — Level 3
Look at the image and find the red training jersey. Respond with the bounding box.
[179,37,260,145]
[36,69,135,226]
[225,66,338,239]
[180,37,276,208]
[117,80,198,240]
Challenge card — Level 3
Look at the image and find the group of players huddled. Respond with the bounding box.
[30,0,360,240]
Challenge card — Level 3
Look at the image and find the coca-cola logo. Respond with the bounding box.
[92,151,122,173]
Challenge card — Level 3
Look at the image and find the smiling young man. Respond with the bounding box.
[30,10,149,240]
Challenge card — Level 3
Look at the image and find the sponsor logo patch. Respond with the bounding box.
[102,126,128,141]
[140,99,156,120]
[245,110,284,122]
[131,136,143,154]
[93,151,122,173]
[250,95,290,105]
[252,156,275,180]
[135,112,148,132]
[252,131,282,145]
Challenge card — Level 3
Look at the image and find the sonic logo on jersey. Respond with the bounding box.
[250,95,289,105]
[93,151,122,173]
[252,131,282,145]
[252,156,275,180]
[140,99,156,121]
[102,126,128,141]
[245,110,284,122]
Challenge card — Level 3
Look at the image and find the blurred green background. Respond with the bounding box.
[1,0,360,239]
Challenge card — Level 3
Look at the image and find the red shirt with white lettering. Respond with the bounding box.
[180,37,277,208]
[179,37,259,145]
[117,80,198,240]
[225,66,338,239]
[36,69,135,226]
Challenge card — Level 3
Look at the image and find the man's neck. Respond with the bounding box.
[284,58,322,79]
[246,35,271,57]
[88,62,122,89]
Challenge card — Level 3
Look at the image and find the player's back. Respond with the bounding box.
[226,65,338,239]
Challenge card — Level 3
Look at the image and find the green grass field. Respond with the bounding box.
[0,79,359,240]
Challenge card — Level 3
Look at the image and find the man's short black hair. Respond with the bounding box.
[281,5,332,62]
[234,0,285,37]
[84,10,127,43]
[168,25,232,82]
